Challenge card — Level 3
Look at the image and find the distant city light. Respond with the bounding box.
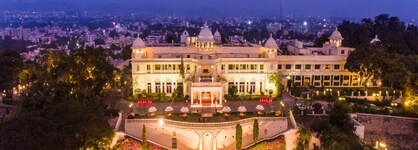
[303,21,308,26]
[247,21,253,25]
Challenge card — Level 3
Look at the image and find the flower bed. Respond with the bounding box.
[114,136,167,150]
[246,135,286,150]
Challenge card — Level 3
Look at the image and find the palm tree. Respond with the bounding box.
[295,127,312,150]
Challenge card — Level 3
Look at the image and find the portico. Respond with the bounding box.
[191,82,223,108]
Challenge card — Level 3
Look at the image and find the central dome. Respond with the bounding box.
[198,23,215,42]
[329,28,344,40]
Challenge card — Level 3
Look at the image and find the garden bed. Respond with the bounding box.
[114,136,167,150]
[245,135,286,150]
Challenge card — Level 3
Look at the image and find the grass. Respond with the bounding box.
[133,112,278,123]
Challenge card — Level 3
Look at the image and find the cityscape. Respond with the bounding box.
[0,0,417,150]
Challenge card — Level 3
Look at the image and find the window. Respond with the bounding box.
[285,64,291,70]
[239,82,245,93]
[187,55,190,58]
[239,64,245,70]
[343,76,350,80]
[136,65,140,71]
[314,75,321,80]
[334,64,340,70]
[158,55,162,58]
[325,65,330,70]
[250,82,256,93]
[147,83,151,93]
[155,64,161,70]
[199,56,203,59]
[315,64,321,70]
[228,82,235,90]
[295,76,302,80]
[250,64,256,70]
[305,64,311,70]
[324,76,331,80]
[341,50,345,54]
[259,64,264,70]
[147,65,151,70]
[221,65,225,70]
[295,64,301,70]
[228,64,234,70]
[166,83,172,93]
[277,64,282,70]
[186,64,190,70]
[155,83,161,93]
[260,82,263,93]
[334,76,340,80]
[208,56,212,59]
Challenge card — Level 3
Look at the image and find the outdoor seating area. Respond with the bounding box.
[132,112,278,123]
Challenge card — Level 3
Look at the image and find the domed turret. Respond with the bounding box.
[132,37,146,49]
[214,30,221,37]
[370,35,381,44]
[132,37,146,59]
[264,34,279,58]
[328,28,343,47]
[214,29,221,44]
[264,34,278,49]
[329,28,344,40]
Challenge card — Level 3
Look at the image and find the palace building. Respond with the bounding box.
[131,24,378,108]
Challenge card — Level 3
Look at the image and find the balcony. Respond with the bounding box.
[191,82,222,87]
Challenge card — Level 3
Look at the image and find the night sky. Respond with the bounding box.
[1,0,417,19]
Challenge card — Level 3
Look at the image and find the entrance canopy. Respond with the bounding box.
[191,82,223,108]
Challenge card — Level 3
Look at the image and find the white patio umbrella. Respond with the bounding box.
[148,106,157,113]
[238,106,247,113]
[222,106,231,113]
[180,107,190,113]
[165,106,174,112]
[256,105,265,111]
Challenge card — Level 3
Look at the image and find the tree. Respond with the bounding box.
[228,86,238,98]
[345,44,387,87]
[109,29,119,38]
[0,50,23,94]
[0,116,62,150]
[295,127,312,150]
[253,119,259,142]
[121,63,133,98]
[310,119,363,150]
[314,33,330,47]
[268,71,283,98]
[236,123,242,150]
[329,102,354,132]
[121,45,132,60]
[404,85,418,112]
[142,125,149,150]
[2,47,118,150]
[178,55,185,97]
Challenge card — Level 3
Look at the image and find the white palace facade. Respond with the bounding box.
[131,24,378,108]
